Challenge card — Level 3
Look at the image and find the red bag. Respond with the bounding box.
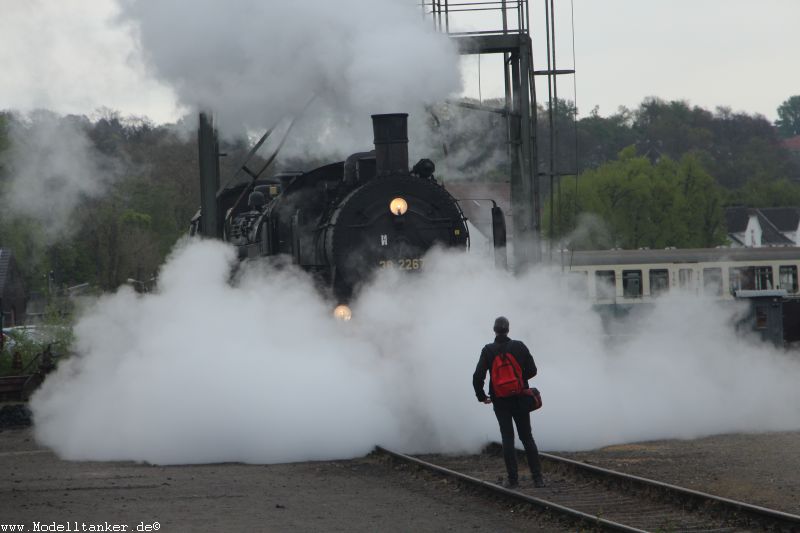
[522,387,543,411]
[490,352,524,397]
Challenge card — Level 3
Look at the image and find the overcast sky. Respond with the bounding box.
[2,0,798,123]
[462,0,800,120]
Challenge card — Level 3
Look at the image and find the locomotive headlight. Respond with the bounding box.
[333,304,352,321]
[389,197,408,216]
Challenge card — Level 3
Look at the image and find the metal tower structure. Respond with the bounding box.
[422,0,572,268]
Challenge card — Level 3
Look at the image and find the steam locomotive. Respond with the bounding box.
[192,113,486,314]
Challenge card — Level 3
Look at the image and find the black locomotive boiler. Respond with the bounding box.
[193,113,479,311]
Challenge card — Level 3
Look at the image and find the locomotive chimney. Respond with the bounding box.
[372,113,409,176]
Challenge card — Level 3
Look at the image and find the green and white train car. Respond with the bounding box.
[562,247,800,305]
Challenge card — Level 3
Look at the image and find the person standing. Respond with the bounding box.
[473,316,544,488]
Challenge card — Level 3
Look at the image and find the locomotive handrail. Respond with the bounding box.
[345,217,457,229]
[456,197,498,208]
[216,123,277,196]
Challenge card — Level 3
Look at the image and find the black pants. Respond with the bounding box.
[493,397,542,481]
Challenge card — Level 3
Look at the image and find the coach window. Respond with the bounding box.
[779,265,798,293]
[595,270,616,301]
[649,269,669,296]
[703,267,723,296]
[679,268,694,290]
[754,266,773,290]
[622,270,643,298]
[729,266,756,293]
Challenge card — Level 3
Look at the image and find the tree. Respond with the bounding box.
[0,112,9,156]
[634,98,714,160]
[543,148,726,250]
[728,178,800,208]
[572,106,636,171]
[775,95,800,138]
[676,153,726,247]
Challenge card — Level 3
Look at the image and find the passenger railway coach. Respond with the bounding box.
[564,247,800,305]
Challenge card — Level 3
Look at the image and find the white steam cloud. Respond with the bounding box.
[2,112,121,239]
[426,102,508,179]
[31,239,800,464]
[118,0,461,156]
[0,0,178,122]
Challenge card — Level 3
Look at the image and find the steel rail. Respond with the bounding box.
[375,446,647,533]
[539,452,800,529]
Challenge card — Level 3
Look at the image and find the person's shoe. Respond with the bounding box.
[533,476,546,488]
[502,478,519,489]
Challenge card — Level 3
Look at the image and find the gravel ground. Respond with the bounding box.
[0,428,562,533]
[559,431,800,515]
[2,427,798,531]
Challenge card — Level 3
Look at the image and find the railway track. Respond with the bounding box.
[375,445,800,532]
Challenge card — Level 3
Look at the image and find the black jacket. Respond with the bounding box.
[473,335,537,402]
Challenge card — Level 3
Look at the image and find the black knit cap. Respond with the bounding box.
[493,316,509,334]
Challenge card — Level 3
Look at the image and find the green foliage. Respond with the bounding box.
[728,178,800,207]
[120,209,152,229]
[0,216,51,292]
[534,96,799,200]
[678,154,727,247]
[0,113,195,291]
[775,95,800,138]
[0,112,9,157]
[634,99,714,157]
[630,98,794,189]
[572,106,636,170]
[544,148,726,250]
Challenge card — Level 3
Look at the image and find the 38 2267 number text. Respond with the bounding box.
[378,258,423,270]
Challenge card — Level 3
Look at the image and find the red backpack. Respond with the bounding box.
[490,349,524,397]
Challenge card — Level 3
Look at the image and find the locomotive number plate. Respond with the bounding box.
[379,258,423,270]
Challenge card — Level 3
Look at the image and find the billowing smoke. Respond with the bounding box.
[561,212,613,250]
[118,0,461,157]
[0,1,177,122]
[2,112,122,240]
[425,101,508,179]
[31,239,800,464]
